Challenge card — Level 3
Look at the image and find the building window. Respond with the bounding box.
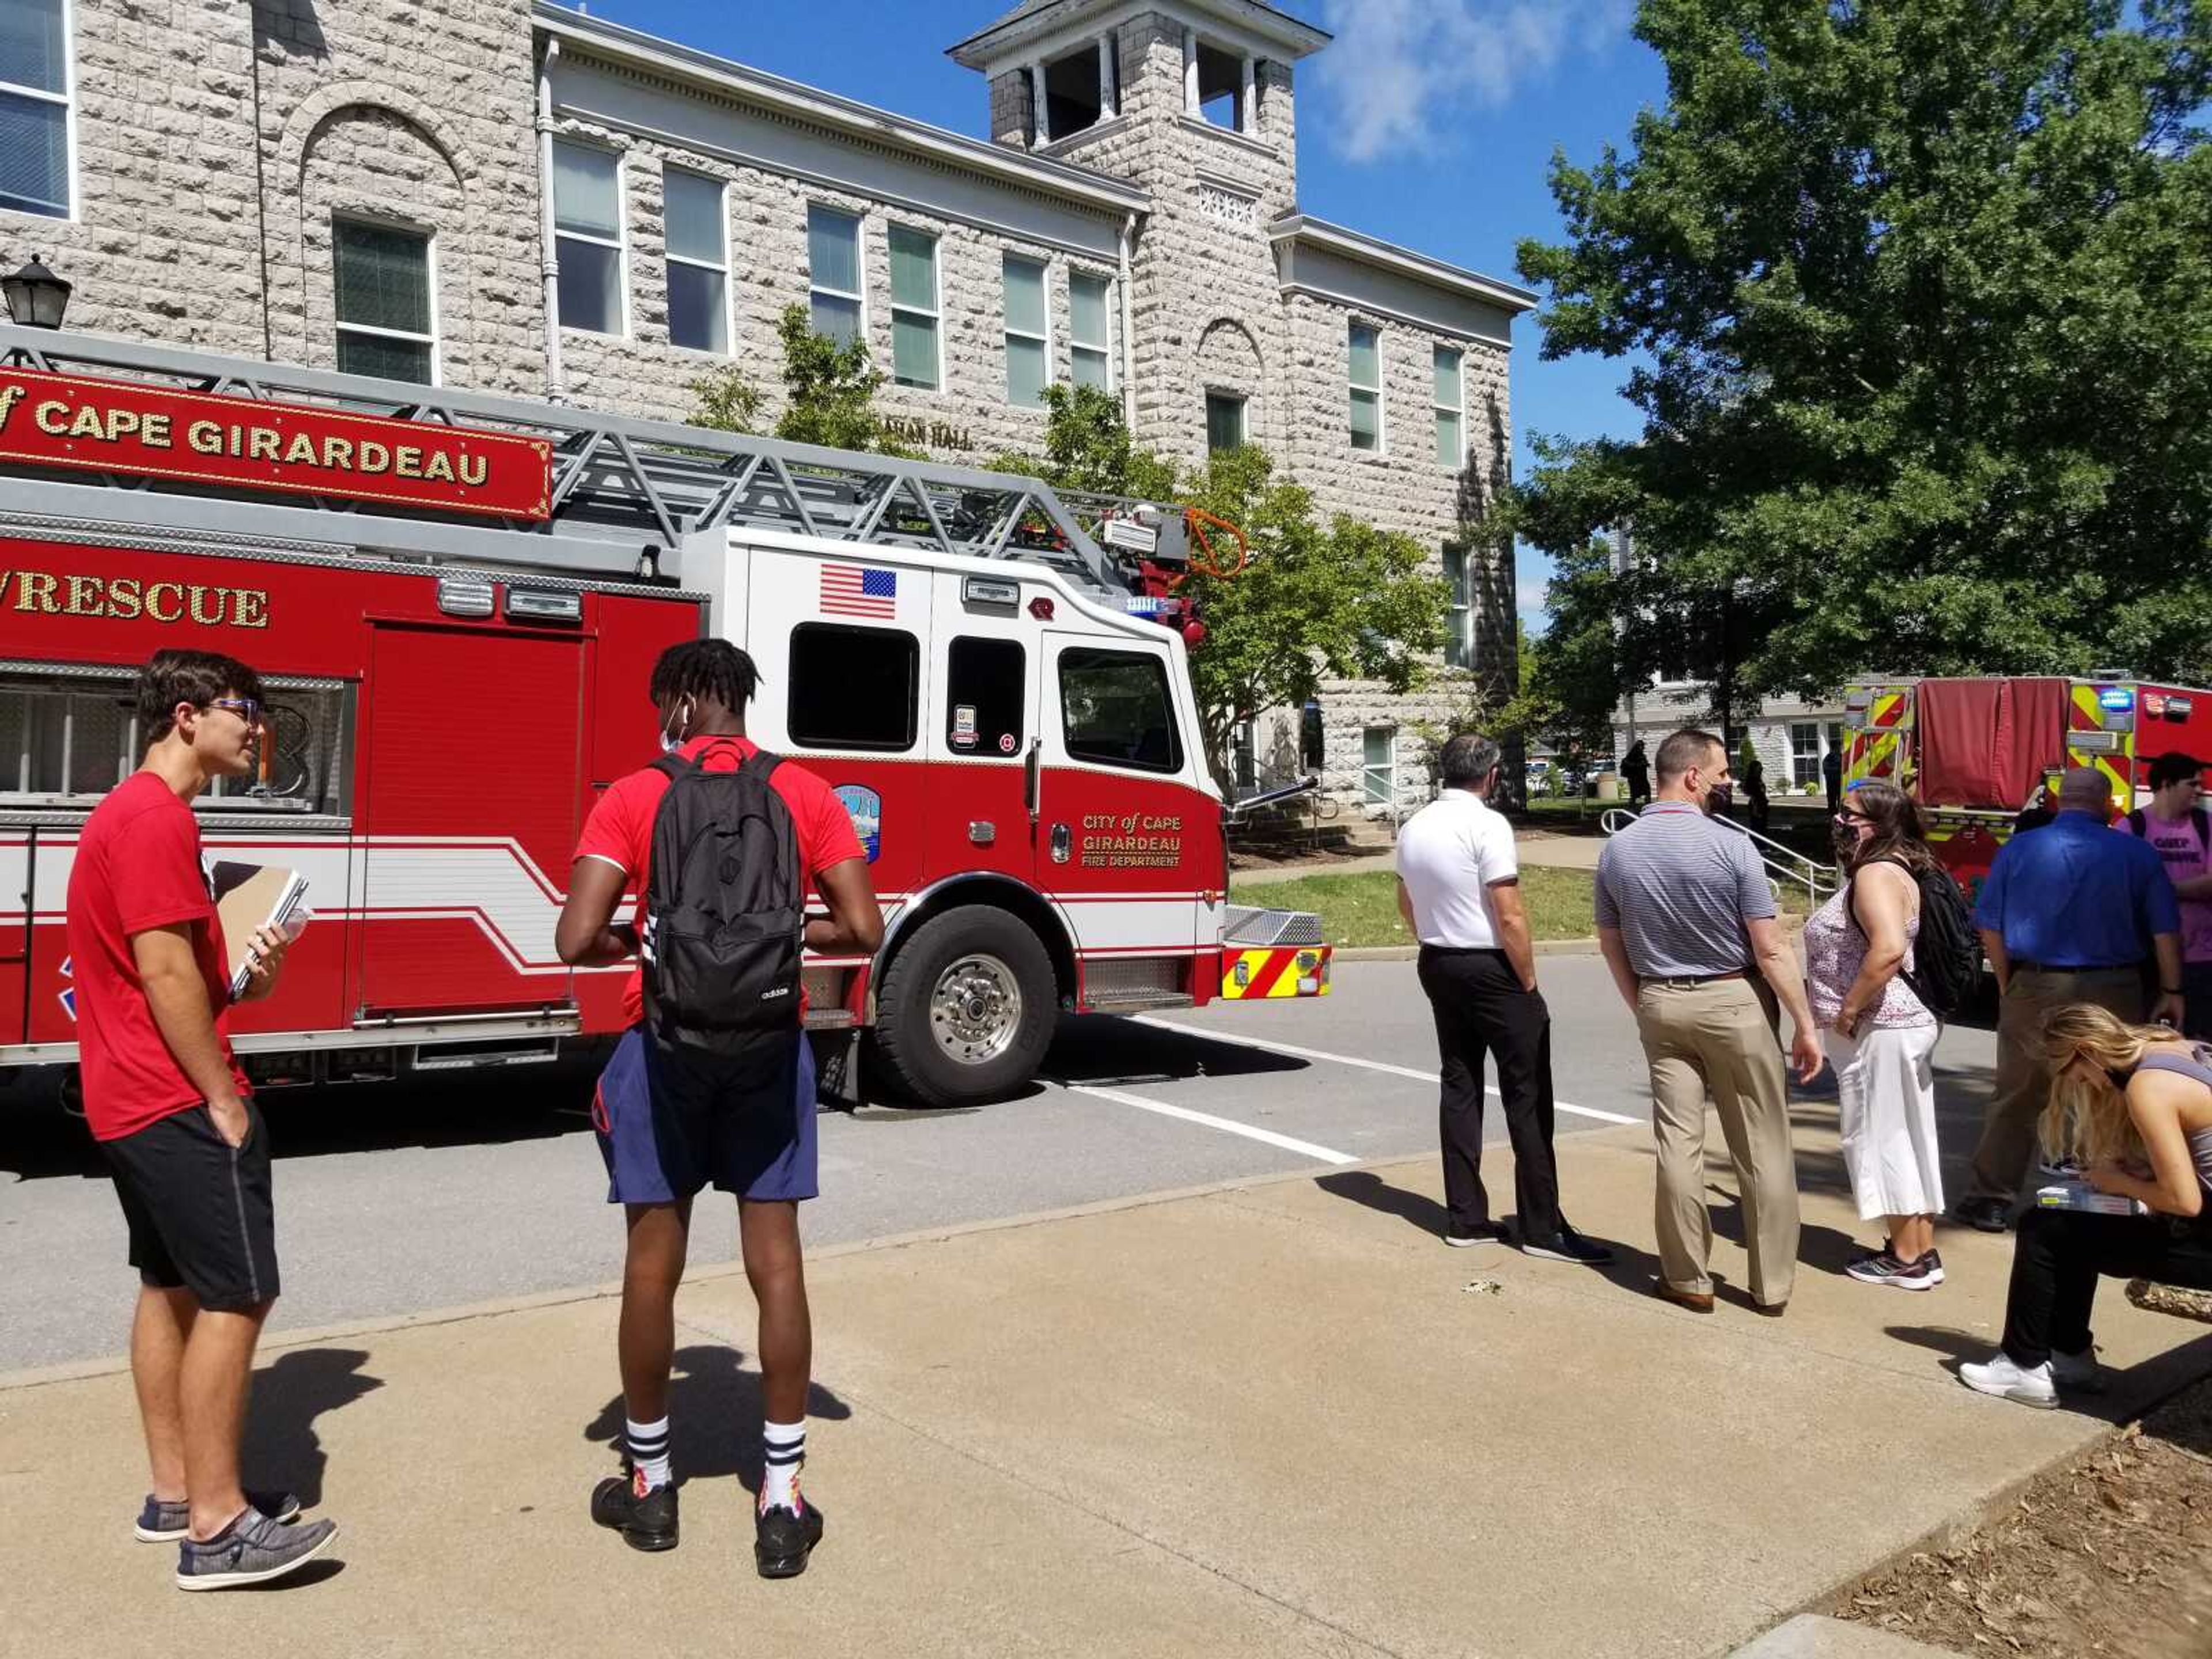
[1205,391,1245,453]
[889,224,941,391]
[1441,543,1474,671]
[1349,323,1382,453]
[552,139,623,336]
[1790,722,1821,788]
[1194,40,1245,131]
[1043,43,1105,137]
[1059,647,1181,774]
[788,623,918,752]
[1070,272,1113,392]
[806,204,863,345]
[1433,346,1464,469]
[662,168,728,354]
[0,0,70,218]
[946,636,1025,756]
[1231,717,1256,791]
[334,219,435,384]
[1362,726,1396,806]
[1002,255,1048,408]
[1300,702,1323,771]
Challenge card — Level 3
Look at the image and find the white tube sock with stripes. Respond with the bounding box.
[760,1419,806,1513]
[626,1415,672,1492]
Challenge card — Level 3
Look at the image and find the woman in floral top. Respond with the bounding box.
[1803,780,1945,1290]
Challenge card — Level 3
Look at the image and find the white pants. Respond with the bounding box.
[1824,1024,1944,1221]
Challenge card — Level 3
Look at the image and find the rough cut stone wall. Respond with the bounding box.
[20,0,546,391]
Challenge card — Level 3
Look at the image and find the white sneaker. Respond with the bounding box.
[2051,1346,2107,1393]
[1442,1233,1495,1249]
[1959,1353,2060,1409]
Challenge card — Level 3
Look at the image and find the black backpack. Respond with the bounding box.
[640,745,804,1056]
[2126,806,2211,856]
[1850,858,1980,1018]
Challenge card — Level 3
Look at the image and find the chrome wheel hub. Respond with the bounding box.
[929,954,1022,1066]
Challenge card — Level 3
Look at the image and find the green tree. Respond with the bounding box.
[687,304,915,455]
[1513,0,2212,699]
[984,384,1180,500]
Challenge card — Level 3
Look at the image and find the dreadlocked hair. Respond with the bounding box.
[649,638,760,714]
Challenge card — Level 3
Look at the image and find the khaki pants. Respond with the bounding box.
[1966,967,2145,1203]
[1635,978,1799,1306]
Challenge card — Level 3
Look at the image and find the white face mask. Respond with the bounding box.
[658,697,694,754]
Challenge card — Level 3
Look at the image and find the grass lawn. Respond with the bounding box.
[1237,865,1816,949]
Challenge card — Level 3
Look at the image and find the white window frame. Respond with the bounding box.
[1002,253,1050,408]
[1205,388,1247,452]
[551,138,628,338]
[1069,268,1114,393]
[1433,344,1464,470]
[331,215,440,385]
[1349,321,1384,454]
[0,0,76,222]
[805,202,866,346]
[1441,543,1474,671]
[661,166,730,356]
[888,221,943,392]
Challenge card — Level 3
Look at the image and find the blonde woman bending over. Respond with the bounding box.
[1961,1004,2212,1408]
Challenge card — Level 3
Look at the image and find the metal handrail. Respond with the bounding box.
[1600,806,1840,905]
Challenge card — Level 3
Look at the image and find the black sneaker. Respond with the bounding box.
[1953,1196,2012,1233]
[1845,1249,1943,1290]
[591,1468,679,1552]
[136,1488,301,1543]
[1520,1225,1615,1266]
[755,1497,824,1580]
[175,1509,338,1590]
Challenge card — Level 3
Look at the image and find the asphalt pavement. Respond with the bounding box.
[0,956,2002,1373]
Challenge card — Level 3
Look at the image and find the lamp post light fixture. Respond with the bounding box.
[2,255,71,329]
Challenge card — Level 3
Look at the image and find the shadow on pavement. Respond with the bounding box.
[582,1344,853,1490]
[1314,1169,1449,1238]
[1048,1014,1309,1086]
[240,1347,384,1508]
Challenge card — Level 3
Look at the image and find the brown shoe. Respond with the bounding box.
[1755,1300,1788,1318]
[1654,1282,1714,1313]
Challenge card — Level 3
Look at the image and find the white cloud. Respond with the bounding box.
[1315,0,1634,163]
[1516,557,1554,630]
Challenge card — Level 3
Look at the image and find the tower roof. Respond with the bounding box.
[949,0,1330,70]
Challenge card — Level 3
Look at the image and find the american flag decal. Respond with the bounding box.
[821,564,898,619]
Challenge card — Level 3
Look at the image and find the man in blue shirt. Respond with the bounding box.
[1955,767,2184,1231]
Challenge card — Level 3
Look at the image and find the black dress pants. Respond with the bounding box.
[1416,945,1562,1240]
[2000,1204,2212,1366]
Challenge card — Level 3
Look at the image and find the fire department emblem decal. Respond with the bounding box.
[57,955,75,1022]
[835,785,882,863]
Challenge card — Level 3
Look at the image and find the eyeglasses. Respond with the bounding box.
[209,697,262,727]
[1834,810,1872,825]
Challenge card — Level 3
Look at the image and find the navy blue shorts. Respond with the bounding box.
[592,1025,818,1205]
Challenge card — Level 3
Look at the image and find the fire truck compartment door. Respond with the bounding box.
[358,624,586,1014]
[1040,631,1210,955]
[1917,677,2067,812]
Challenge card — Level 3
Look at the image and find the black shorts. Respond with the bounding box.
[100,1101,280,1312]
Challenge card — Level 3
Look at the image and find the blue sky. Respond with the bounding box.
[579,0,1667,631]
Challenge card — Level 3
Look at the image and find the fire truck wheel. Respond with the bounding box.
[873,906,1056,1108]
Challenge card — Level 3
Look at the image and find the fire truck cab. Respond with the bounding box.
[1842,675,2212,906]
[0,324,1330,1109]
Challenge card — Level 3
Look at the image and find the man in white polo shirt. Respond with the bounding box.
[1397,733,1612,1264]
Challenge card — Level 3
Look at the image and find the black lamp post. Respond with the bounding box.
[2,255,71,329]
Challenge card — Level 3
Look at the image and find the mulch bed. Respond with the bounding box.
[1830,1374,2212,1657]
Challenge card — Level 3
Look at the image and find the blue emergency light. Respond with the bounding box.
[2097,687,2135,713]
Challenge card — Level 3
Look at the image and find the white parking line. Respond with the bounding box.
[1065,1084,1359,1166]
[1127,1016,1644,1127]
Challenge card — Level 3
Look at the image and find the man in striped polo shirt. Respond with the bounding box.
[1596,729,1825,1315]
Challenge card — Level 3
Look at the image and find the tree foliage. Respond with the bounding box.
[687,304,915,454]
[987,387,1447,773]
[1513,0,2212,698]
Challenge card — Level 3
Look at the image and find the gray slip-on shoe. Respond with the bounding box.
[136,1489,301,1543]
[176,1510,339,1590]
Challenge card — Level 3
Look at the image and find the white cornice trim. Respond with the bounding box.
[1278,281,1509,346]
[949,0,1330,70]
[1270,214,1537,314]
[535,6,1148,215]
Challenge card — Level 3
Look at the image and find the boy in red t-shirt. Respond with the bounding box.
[557,639,881,1575]
[67,650,339,1590]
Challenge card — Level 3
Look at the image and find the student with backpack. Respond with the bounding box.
[1804,781,1974,1289]
[555,639,882,1577]
[2119,752,2212,1039]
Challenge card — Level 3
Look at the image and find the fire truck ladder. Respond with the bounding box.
[0,323,1179,600]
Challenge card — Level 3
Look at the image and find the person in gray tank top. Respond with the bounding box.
[1961,1003,2212,1408]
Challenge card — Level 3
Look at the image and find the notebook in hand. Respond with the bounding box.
[209,861,311,998]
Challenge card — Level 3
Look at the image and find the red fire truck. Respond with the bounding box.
[0,324,1329,1109]
[1842,675,2212,905]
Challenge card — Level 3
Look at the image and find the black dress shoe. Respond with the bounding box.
[592,1471,679,1552]
[1521,1226,1614,1266]
[755,1498,824,1579]
[1952,1197,2012,1234]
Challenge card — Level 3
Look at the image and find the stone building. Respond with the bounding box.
[2,0,1533,804]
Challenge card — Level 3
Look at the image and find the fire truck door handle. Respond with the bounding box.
[1024,738,1041,824]
[1050,823,1071,864]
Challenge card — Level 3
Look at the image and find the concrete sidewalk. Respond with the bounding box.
[6,1110,2207,1658]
